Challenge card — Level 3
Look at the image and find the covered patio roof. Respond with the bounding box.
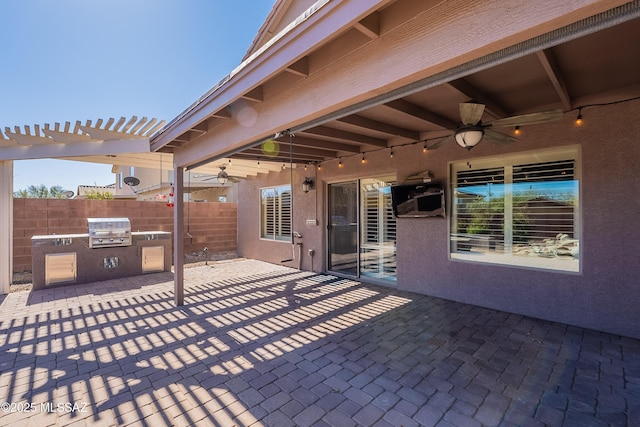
[146,0,640,306]
[150,1,640,167]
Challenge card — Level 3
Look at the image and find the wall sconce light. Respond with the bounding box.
[302,177,314,193]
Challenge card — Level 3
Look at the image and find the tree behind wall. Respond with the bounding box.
[13,184,66,198]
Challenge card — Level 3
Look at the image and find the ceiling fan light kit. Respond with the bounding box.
[217,166,229,185]
[454,126,484,149]
[448,102,564,150]
[301,100,570,166]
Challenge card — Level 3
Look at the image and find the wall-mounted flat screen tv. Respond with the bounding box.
[391,183,445,218]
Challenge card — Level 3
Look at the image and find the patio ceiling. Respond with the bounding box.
[151,3,640,166]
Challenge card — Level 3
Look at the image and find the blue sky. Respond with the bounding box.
[1,0,274,192]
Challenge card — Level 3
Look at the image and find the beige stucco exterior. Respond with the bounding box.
[236,97,640,338]
[152,0,640,338]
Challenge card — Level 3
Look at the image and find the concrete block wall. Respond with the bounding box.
[12,199,237,273]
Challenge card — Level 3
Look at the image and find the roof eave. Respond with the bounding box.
[149,0,391,152]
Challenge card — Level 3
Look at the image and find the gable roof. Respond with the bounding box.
[150,1,640,169]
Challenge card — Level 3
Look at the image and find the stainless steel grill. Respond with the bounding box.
[88,218,132,248]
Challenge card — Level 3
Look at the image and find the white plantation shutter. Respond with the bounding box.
[451,147,580,272]
[511,159,576,242]
[261,185,291,241]
[454,166,506,247]
[278,189,292,240]
[362,189,379,244]
[360,179,396,280]
[262,188,276,238]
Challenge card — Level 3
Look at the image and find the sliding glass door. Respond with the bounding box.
[328,181,358,275]
[328,178,396,282]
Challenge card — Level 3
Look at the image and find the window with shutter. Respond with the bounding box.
[450,146,580,272]
[260,185,292,242]
[360,178,396,280]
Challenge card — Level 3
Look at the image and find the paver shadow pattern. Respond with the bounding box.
[0,259,639,426]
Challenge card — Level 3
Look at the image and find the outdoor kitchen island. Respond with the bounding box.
[31,218,171,290]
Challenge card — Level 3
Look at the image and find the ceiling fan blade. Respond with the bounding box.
[427,134,454,149]
[459,103,485,125]
[484,129,518,145]
[490,109,564,128]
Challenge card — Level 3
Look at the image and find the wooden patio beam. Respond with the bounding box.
[336,115,420,140]
[384,99,457,129]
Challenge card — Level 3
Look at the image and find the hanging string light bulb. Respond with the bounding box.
[575,108,584,126]
[514,126,521,136]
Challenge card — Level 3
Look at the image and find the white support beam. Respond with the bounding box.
[42,128,96,143]
[173,165,184,306]
[0,161,13,295]
[0,138,151,161]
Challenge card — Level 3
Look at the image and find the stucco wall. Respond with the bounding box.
[237,167,323,271]
[237,99,640,339]
[13,199,237,273]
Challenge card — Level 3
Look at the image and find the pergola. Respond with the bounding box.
[0,117,279,294]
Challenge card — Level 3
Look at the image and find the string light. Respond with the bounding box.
[317,163,322,171]
[575,108,583,126]
[313,98,634,167]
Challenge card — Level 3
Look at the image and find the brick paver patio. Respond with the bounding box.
[0,259,639,426]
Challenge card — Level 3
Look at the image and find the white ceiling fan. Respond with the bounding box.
[202,165,245,184]
[432,102,564,149]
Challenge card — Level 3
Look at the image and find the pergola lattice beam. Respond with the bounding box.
[1,116,165,148]
[0,116,168,161]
